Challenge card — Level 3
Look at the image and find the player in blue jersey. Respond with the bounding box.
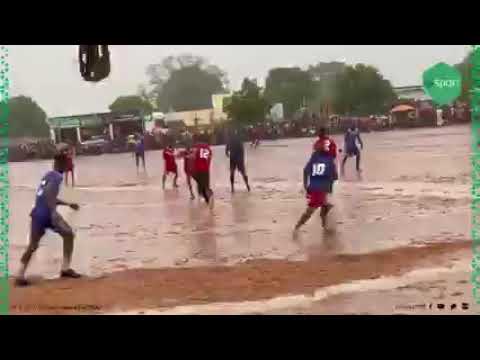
[135,133,146,173]
[294,141,336,231]
[341,126,363,176]
[15,149,81,287]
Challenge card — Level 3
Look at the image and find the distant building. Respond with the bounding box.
[212,93,232,112]
[270,103,284,123]
[145,112,166,133]
[164,108,228,131]
[47,111,146,145]
[394,85,431,101]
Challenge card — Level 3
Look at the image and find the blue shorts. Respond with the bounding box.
[346,147,359,157]
[230,157,246,173]
[31,213,73,238]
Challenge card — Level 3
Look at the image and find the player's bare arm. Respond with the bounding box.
[44,182,79,212]
[303,163,310,192]
[357,132,364,149]
[56,199,79,210]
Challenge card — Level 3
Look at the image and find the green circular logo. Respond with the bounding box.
[423,62,462,105]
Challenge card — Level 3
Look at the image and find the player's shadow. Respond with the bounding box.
[187,205,218,264]
[322,227,341,252]
[228,195,254,259]
[292,219,343,259]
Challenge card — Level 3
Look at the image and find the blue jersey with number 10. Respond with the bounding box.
[304,152,335,192]
[30,170,63,223]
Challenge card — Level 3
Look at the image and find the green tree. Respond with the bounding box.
[145,54,228,112]
[455,52,472,103]
[225,78,269,125]
[333,64,396,116]
[264,67,315,118]
[8,96,49,138]
[109,95,153,114]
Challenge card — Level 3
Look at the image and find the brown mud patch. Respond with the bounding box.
[10,240,471,314]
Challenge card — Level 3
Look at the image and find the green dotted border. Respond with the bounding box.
[0,48,476,313]
[471,45,480,305]
[0,46,9,315]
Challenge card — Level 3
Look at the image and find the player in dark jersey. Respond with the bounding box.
[294,145,336,231]
[135,133,146,174]
[341,126,363,176]
[162,144,178,189]
[16,150,81,287]
[226,128,251,193]
[192,136,214,209]
[250,127,260,148]
[177,144,196,200]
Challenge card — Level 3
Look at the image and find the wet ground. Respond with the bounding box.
[8,125,473,314]
[266,268,476,315]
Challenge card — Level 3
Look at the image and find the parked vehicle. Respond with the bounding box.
[79,136,109,155]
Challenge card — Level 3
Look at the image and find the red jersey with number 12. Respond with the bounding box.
[193,143,212,173]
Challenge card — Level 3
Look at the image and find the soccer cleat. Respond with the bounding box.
[15,277,31,287]
[60,269,82,279]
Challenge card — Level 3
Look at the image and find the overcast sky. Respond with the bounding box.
[9,45,470,117]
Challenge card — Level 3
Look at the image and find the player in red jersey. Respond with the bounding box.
[64,143,76,187]
[313,127,337,158]
[162,144,178,189]
[177,144,196,200]
[191,136,214,209]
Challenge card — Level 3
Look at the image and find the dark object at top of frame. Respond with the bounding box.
[79,45,110,82]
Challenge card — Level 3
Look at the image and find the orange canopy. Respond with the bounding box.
[391,104,415,113]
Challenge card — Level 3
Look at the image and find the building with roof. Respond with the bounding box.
[164,108,228,131]
[394,85,431,101]
[47,111,146,145]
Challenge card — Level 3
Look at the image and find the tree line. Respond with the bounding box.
[111,54,398,126]
[8,51,472,139]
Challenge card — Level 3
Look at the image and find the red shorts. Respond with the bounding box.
[165,164,178,174]
[66,159,74,172]
[307,190,327,209]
